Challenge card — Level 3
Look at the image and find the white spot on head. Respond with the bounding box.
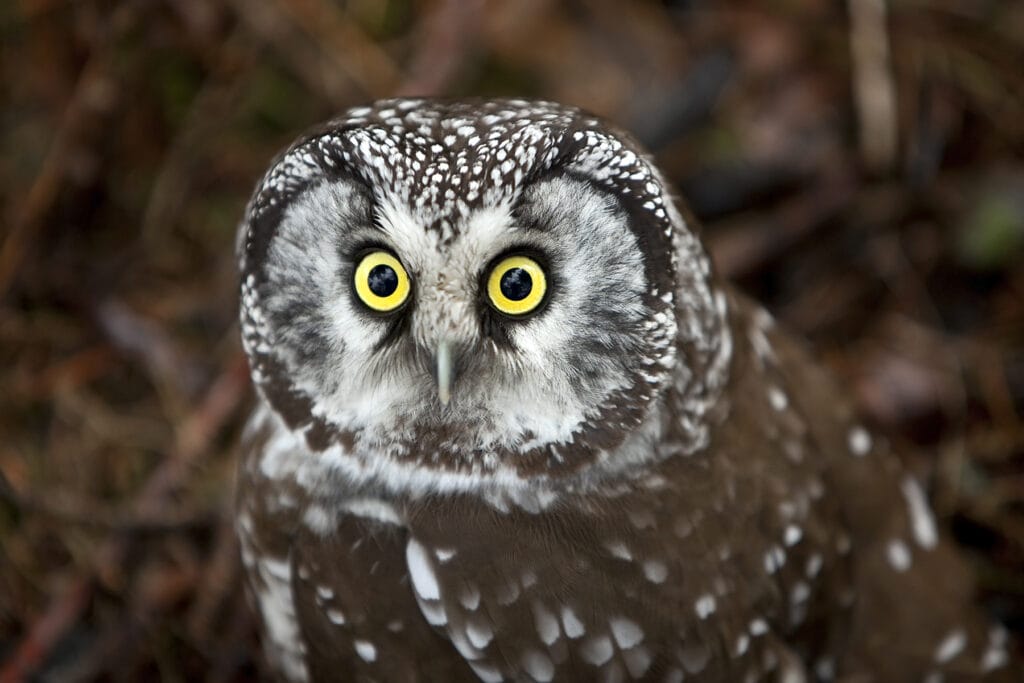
[847,426,871,456]
[325,607,346,625]
[609,616,644,649]
[354,639,377,662]
[734,634,750,657]
[901,476,938,549]
[934,628,966,664]
[783,524,802,546]
[406,538,441,600]
[886,539,912,572]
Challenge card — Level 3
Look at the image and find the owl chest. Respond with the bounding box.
[289,486,849,682]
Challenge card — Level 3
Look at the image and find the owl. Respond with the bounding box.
[235,98,1018,682]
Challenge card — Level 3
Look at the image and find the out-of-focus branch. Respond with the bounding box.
[848,0,898,171]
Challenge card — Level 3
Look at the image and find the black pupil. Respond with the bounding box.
[499,267,533,301]
[367,264,399,297]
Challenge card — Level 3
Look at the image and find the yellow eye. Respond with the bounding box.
[486,255,547,316]
[353,251,410,312]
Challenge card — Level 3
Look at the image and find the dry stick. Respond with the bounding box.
[0,357,249,683]
[847,0,898,172]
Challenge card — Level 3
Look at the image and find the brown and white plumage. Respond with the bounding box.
[235,98,1018,681]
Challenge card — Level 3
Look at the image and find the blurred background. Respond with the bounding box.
[1,0,1023,679]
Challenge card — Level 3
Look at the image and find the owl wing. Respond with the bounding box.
[237,410,479,682]
[745,291,1018,680]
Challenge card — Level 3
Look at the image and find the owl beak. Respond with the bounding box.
[435,339,453,406]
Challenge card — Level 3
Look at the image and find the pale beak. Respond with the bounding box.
[435,339,453,406]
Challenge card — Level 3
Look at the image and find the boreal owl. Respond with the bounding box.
[235,98,1018,682]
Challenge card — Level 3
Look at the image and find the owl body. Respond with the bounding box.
[236,99,1016,681]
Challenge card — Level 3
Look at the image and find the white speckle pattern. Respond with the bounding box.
[623,645,653,678]
[325,608,346,625]
[533,602,561,646]
[768,386,788,411]
[764,545,786,574]
[981,626,1009,672]
[901,476,939,550]
[406,538,441,600]
[467,617,494,649]
[354,639,377,663]
[521,648,554,682]
[435,547,457,562]
[580,634,614,666]
[933,628,966,664]
[783,524,802,546]
[642,559,668,583]
[470,661,504,683]
[886,539,912,572]
[459,583,481,610]
[847,426,872,456]
[561,606,586,639]
[814,658,835,680]
[694,594,716,619]
[749,618,769,636]
[251,554,308,681]
[609,616,644,649]
[604,540,633,561]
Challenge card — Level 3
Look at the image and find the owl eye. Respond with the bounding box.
[353,250,410,312]
[486,255,547,317]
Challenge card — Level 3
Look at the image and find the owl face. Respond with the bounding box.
[239,100,721,490]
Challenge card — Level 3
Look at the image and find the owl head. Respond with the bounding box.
[238,99,728,497]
